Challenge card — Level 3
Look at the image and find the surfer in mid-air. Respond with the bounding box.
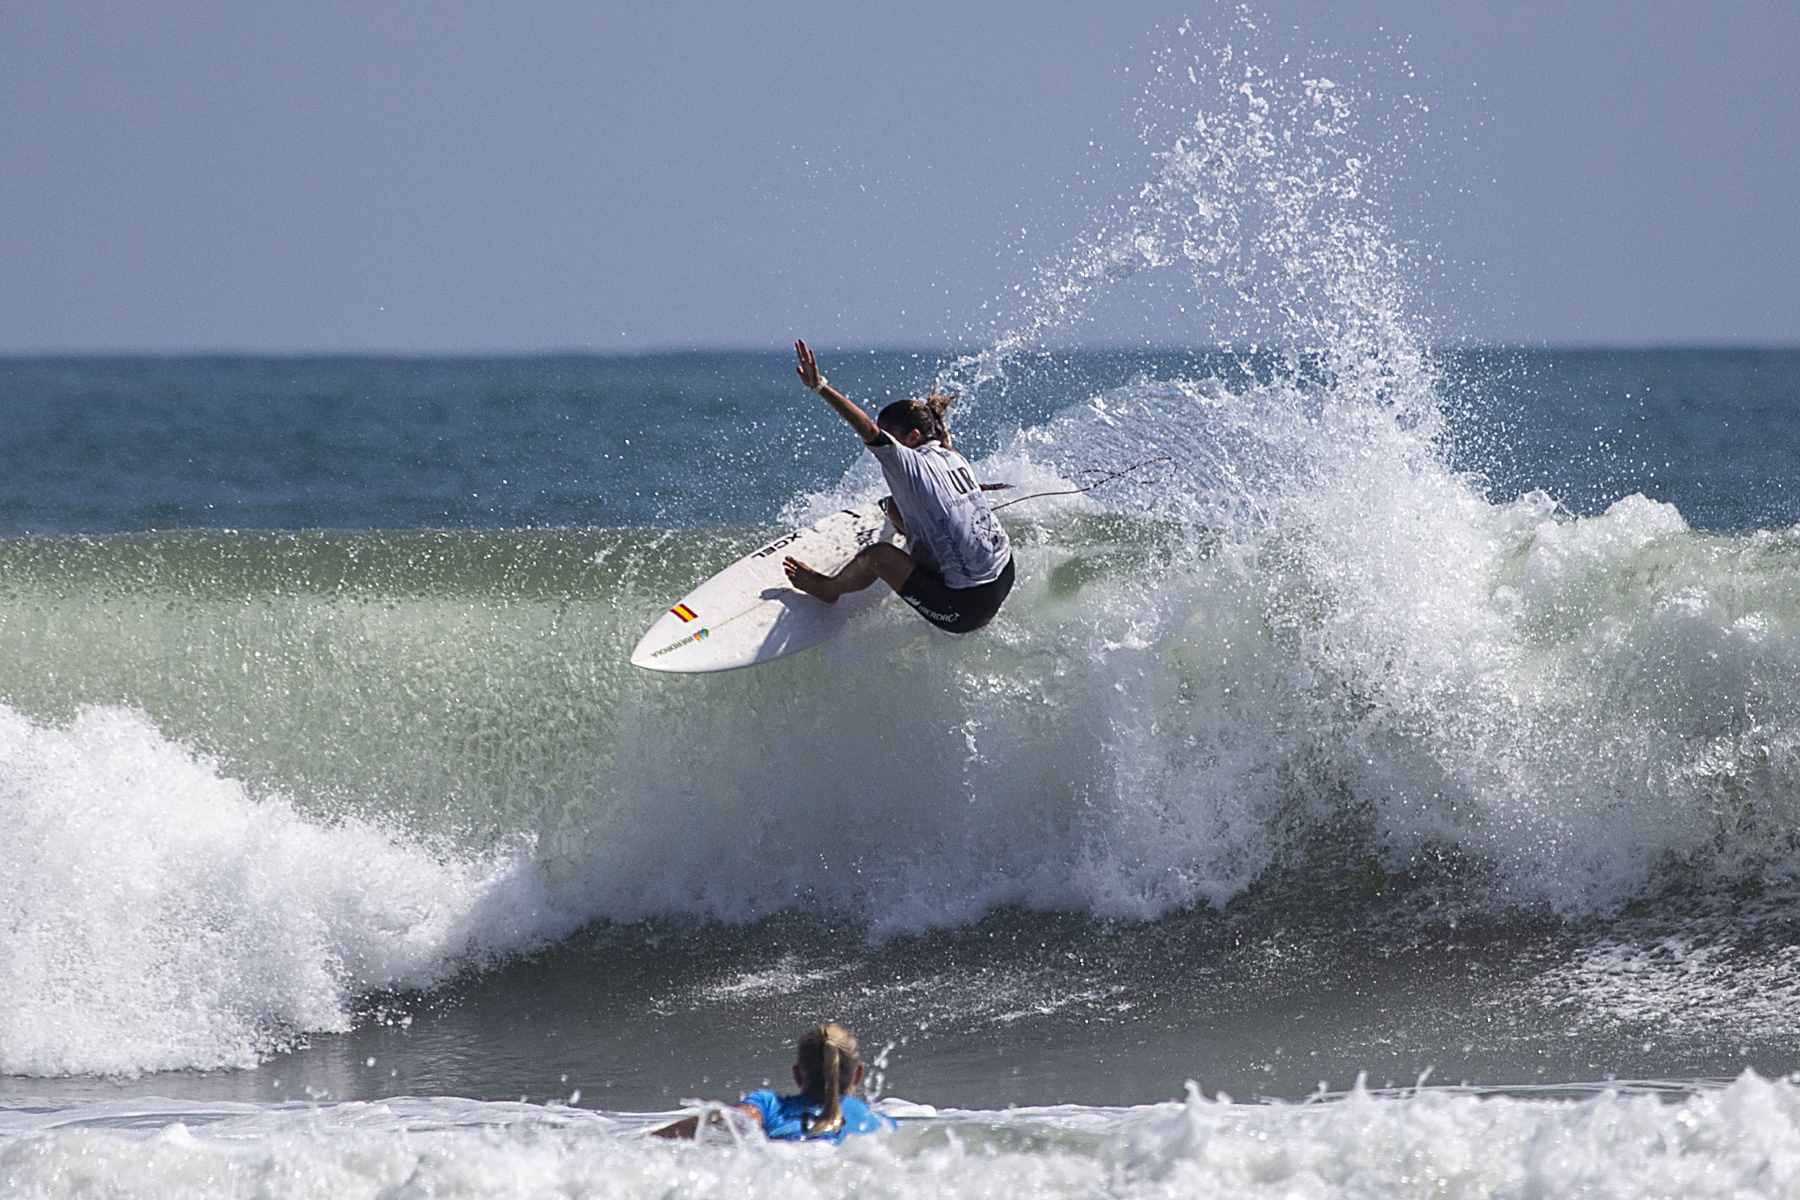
[783,339,1015,635]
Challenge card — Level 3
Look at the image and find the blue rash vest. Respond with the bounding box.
[737,1089,896,1142]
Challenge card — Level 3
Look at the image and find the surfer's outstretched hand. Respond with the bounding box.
[795,340,881,444]
[795,340,823,392]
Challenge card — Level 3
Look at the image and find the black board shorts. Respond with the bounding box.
[899,556,1015,635]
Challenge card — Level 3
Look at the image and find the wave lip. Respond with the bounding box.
[0,704,574,1078]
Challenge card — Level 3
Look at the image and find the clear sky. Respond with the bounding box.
[3,0,1795,352]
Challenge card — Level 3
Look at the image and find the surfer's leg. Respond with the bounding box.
[895,557,1012,634]
[784,545,914,603]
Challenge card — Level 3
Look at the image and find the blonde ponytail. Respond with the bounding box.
[924,393,956,446]
[798,1022,859,1138]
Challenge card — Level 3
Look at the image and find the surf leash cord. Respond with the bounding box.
[987,455,1173,512]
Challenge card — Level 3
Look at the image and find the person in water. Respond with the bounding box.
[652,1022,895,1142]
[784,339,1015,635]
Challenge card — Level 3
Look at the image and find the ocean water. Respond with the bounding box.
[7,24,1800,1200]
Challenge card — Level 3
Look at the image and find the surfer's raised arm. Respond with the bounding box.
[795,340,882,446]
[778,338,1015,638]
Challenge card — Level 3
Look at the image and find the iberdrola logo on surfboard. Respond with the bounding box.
[648,626,710,659]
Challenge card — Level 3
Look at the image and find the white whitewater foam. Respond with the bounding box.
[653,348,1800,927]
[530,356,1800,935]
[0,704,575,1076]
[4,1075,1800,1199]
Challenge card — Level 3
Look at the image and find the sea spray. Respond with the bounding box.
[907,17,1800,914]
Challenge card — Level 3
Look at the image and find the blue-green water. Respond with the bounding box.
[5,349,1795,535]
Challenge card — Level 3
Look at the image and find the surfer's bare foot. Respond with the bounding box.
[783,556,839,603]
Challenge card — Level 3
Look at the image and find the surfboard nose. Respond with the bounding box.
[629,503,900,674]
[630,610,711,672]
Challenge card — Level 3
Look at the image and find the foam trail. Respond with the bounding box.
[5,1076,1800,1199]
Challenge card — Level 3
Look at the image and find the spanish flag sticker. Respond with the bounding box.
[671,603,698,623]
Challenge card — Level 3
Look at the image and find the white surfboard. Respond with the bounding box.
[630,503,905,673]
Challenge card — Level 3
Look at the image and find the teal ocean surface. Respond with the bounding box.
[3,348,1797,535]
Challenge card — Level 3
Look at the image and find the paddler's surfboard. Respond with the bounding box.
[630,503,904,673]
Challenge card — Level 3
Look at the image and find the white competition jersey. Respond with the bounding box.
[869,435,1011,588]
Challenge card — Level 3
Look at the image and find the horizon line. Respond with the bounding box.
[3,339,1798,359]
